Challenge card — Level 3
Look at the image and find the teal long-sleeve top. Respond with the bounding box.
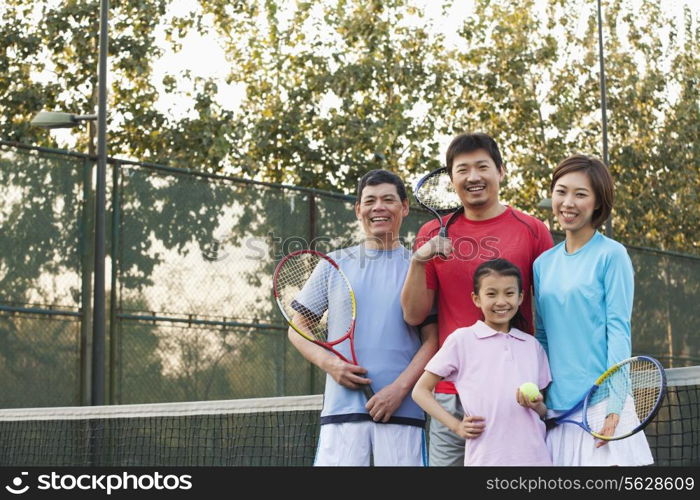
[533,231,633,411]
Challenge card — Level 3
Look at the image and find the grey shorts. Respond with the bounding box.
[428,392,465,466]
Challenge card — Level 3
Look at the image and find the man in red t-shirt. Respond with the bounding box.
[401,132,553,466]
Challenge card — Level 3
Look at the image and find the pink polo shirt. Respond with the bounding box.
[425,321,552,466]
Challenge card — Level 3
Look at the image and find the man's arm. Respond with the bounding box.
[401,234,451,325]
[364,322,439,422]
[287,326,372,391]
[401,257,435,325]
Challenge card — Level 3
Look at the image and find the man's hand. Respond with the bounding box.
[325,357,372,391]
[413,235,452,262]
[365,382,405,423]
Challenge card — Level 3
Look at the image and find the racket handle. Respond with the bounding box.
[362,384,375,400]
[438,226,447,238]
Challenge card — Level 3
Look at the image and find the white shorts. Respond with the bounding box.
[546,399,654,466]
[314,421,427,466]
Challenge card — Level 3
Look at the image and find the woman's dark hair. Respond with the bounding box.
[551,154,614,229]
[473,258,527,332]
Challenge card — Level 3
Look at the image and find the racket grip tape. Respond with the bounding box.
[362,384,375,400]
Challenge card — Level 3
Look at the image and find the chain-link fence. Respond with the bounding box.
[1,141,699,408]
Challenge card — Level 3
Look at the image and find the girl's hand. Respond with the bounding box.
[453,415,485,439]
[516,388,547,418]
[516,388,543,408]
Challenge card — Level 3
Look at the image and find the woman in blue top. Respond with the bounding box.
[533,154,653,466]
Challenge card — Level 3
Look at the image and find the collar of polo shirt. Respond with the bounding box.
[472,320,528,341]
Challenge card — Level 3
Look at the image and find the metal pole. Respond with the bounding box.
[79,124,96,405]
[109,161,120,404]
[596,0,613,237]
[92,0,109,406]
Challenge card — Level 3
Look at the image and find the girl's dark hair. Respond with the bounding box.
[473,258,527,332]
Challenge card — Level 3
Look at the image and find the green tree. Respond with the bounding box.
[2,0,697,252]
[448,0,698,253]
[200,0,452,190]
[601,0,699,252]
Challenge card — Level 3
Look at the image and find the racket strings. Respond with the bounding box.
[630,362,663,420]
[275,253,353,343]
[415,170,461,212]
[586,359,663,438]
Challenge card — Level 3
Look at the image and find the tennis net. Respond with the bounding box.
[0,395,323,466]
[0,366,698,466]
[645,365,700,465]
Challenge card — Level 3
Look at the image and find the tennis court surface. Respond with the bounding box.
[0,366,697,466]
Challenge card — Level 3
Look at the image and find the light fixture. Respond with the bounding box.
[30,111,97,129]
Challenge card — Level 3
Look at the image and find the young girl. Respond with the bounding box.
[534,154,653,466]
[412,258,552,466]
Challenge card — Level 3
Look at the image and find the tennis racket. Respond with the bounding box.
[273,249,374,399]
[413,166,462,237]
[546,355,666,441]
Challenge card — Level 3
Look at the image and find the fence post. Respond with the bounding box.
[108,161,121,404]
[79,156,95,405]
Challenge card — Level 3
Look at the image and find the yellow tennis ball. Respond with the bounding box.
[519,382,540,402]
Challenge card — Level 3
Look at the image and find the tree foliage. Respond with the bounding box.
[1,0,698,404]
[448,0,699,252]
[2,0,696,252]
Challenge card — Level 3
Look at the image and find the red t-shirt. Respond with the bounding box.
[414,206,553,394]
